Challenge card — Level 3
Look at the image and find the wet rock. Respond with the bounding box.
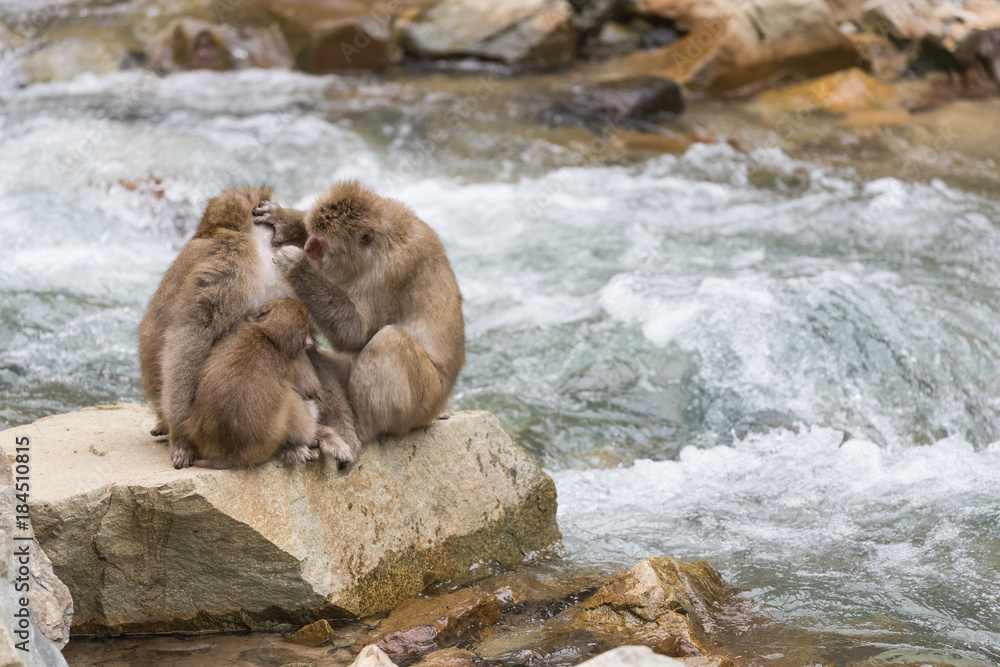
[400,0,577,69]
[285,619,336,647]
[474,572,602,611]
[0,447,72,666]
[755,67,894,114]
[416,647,477,665]
[304,17,391,72]
[571,557,735,660]
[363,587,501,662]
[579,645,688,665]
[17,38,122,83]
[849,33,909,80]
[612,0,861,96]
[554,76,684,123]
[352,644,397,666]
[2,405,559,635]
[145,18,294,74]
[955,27,1000,95]
[572,0,629,33]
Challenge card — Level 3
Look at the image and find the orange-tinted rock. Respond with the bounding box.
[755,67,894,114]
[591,0,862,97]
[363,588,501,662]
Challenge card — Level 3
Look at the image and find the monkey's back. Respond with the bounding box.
[137,186,275,411]
[188,326,303,467]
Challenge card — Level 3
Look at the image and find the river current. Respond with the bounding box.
[1,69,998,664]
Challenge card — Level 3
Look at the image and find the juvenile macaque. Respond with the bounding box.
[253,181,465,448]
[139,186,359,468]
[187,299,331,468]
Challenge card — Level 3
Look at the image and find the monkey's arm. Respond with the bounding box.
[253,201,308,247]
[276,248,369,352]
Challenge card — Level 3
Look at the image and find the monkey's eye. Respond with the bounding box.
[255,305,273,320]
[358,228,374,245]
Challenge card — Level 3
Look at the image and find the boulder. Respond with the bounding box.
[400,0,577,69]
[1,405,559,635]
[304,17,392,72]
[0,447,72,666]
[268,0,397,71]
[606,0,862,96]
[571,557,735,661]
[145,18,294,74]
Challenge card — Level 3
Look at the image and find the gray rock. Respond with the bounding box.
[401,0,577,69]
[0,446,72,666]
[0,405,559,635]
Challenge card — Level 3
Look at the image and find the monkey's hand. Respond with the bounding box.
[273,245,306,274]
[254,201,308,247]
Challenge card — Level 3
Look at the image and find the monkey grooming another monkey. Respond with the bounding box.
[187,298,330,468]
[139,186,360,468]
[254,181,465,449]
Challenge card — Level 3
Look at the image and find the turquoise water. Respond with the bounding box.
[1,69,999,664]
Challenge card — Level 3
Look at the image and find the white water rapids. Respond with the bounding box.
[1,70,998,664]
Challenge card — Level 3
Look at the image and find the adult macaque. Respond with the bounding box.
[254,181,465,447]
[139,186,359,468]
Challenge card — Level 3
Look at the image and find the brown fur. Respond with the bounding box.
[187,299,325,468]
[138,186,359,468]
[264,181,466,447]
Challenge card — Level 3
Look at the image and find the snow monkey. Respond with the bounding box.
[138,186,360,468]
[253,181,465,450]
[187,298,332,468]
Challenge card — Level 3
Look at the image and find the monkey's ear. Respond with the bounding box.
[255,304,274,321]
[358,227,374,246]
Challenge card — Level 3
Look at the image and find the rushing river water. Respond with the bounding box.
[2,69,999,665]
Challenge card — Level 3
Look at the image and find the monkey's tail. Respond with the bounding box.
[192,459,232,470]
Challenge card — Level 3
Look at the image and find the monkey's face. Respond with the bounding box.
[254,298,312,357]
[304,182,401,281]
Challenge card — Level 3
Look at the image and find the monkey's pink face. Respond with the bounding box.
[303,226,375,263]
[304,236,327,262]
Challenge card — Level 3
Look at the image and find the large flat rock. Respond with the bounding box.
[1,405,559,636]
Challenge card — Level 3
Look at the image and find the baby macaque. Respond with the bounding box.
[187,298,329,468]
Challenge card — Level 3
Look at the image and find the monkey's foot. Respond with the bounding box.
[279,442,320,464]
[170,442,196,469]
[316,426,360,470]
[273,245,305,273]
[151,422,169,437]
